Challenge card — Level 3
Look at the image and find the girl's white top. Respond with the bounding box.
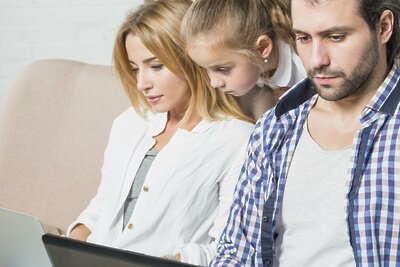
[268,40,306,89]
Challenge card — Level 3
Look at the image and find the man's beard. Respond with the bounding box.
[309,33,379,101]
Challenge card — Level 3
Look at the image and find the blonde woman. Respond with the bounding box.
[181,0,306,120]
[66,0,253,266]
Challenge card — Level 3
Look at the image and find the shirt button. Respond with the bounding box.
[264,259,272,266]
[263,216,269,222]
[127,223,134,230]
[143,186,149,192]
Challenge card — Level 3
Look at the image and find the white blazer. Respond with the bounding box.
[68,107,253,266]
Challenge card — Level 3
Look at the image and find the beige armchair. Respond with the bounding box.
[0,59,130,232]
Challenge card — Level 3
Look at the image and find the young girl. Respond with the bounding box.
[181,0,306,120]
[66,0,253,265]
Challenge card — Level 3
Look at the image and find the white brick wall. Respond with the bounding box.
[0,0,142,108]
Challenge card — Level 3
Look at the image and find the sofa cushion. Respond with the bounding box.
[0,59,130,232]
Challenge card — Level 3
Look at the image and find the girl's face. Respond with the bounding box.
[125,34,191,114]
[187,37,261,96]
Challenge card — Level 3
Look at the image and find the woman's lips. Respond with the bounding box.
[146,95,162,104]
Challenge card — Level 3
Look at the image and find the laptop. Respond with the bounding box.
[0,207,53,267]
[43,233,201,267]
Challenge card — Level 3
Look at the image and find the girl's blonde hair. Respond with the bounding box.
[181,0,294,66]
[113,0,250,123]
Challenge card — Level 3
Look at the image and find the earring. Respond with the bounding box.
[256,58,269,87]
[256,74,269,88]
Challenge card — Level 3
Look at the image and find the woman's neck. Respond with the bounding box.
[153,111,201,151]
[167,110,202,132]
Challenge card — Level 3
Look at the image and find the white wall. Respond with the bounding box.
[0,0,142,107]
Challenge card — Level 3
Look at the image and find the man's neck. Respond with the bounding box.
[307,71,385,151]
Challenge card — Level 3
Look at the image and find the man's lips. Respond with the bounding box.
[314,75,339,85]
[315,75,337,79]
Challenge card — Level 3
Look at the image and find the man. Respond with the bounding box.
[210,0,400,266]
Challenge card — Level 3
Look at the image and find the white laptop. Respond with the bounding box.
[0,207,53,267]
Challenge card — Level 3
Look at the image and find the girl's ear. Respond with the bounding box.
[256,35,274,59]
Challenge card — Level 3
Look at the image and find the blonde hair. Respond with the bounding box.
[113,0,251,123]
[181,0,294,66]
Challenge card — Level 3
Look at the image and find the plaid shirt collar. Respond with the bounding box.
[361,65,400,124]
[275,64,400,119]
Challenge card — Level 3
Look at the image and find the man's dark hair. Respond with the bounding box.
[290,0,400,65]
[357,0,400,65]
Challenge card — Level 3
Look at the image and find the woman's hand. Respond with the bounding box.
[163,253,181,262]
[68,223,91,241]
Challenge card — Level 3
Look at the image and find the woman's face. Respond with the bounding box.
[187,37,261,96]
[125,34,191,114]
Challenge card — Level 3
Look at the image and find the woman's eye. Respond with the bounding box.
[151,64,164,71]
[130,68,139,73]
[129,64,139,73]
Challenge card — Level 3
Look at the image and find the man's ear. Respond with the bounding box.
[256,35,274,59]
[379,9,394,44]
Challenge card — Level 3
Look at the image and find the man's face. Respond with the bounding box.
[291,0,381,101]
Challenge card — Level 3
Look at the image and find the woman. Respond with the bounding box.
[66,0,253,266]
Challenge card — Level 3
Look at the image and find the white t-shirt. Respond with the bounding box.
[274,124,355,267]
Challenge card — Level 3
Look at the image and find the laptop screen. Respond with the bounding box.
[42,233,201,267]
[0,207,52,267]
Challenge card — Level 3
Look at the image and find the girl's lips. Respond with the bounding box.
[146,95,162,104]
[227,91,242,96]
[221,89,244,96]
[224,90,236,95]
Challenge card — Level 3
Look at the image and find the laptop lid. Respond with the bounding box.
[0,207,52,267]
[42,233,200,267]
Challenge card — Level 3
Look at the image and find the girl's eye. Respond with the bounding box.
[215,67,231,73]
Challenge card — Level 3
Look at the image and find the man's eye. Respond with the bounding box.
[329,34,345,42]
[296,35,311,43]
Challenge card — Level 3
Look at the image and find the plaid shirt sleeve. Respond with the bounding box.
[210,115,274,267]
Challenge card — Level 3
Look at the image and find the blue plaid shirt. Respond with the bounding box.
[210,64,400,267]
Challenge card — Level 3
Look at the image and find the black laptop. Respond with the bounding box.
[42,233,201,267]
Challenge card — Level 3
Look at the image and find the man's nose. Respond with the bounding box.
[310,40,330,70]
